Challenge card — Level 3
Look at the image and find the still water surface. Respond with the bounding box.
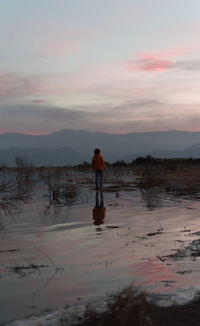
[1,172,200,324]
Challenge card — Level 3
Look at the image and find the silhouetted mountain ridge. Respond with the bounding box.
[1,129,200,165]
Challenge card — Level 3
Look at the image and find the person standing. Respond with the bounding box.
[92,148,106,189]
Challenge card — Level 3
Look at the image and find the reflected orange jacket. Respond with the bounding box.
[93,207,106,225]
[92,154,106,170]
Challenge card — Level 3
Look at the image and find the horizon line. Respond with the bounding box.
[0,129,200,136]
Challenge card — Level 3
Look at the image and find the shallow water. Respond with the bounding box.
[1,171,200,324]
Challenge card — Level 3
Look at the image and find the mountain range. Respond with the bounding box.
[1,129,200,166]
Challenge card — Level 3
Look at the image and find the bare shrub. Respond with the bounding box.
[44,170,79,206]
[15,156,35,182]
[83,285,155,326]
[48,183,79,206]
[136,169,164,189]
[81,283,200,326]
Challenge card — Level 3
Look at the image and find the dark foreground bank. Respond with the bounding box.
[74,285,200,326]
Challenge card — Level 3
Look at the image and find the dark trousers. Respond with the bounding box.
[95,170,103,188]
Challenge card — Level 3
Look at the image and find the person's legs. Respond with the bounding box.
[95,170,99,189]
[99,170,103,188]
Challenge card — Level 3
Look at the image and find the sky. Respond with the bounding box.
[1,0,200,134]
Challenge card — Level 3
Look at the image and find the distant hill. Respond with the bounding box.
[0,146,89,167]
[127,142,200,160]
[151,142,200,159]
[0,129,200,165]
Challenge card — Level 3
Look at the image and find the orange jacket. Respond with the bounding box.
[92,154,106,170]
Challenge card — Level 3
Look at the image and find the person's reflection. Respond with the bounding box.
[92,191,106,225]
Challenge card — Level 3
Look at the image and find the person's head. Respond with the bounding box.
[94,148,100,154]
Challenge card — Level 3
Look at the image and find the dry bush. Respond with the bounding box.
[78,283,200,326]
[136,169,165,189]
[15,156,35,182]
[134,158,200,193]
[103,286,154,326]
[47,180,79,206]
[107,166,134,184]
[82,286,155,326]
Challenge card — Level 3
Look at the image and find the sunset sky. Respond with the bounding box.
[1,0,200,134]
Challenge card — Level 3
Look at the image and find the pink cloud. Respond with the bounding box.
[128,46,193,72]
[0,129,51,135]
[0,73,41,98]
[138,47,192,60]
[20,131,50,135]
[38,29,97,59]
[37,28,98,59]
[32,99,46,103]
[128,59,173,72]
[42,39,81,58]
[0,71,82,101]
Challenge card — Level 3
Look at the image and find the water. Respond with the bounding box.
[1,169,200,325]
